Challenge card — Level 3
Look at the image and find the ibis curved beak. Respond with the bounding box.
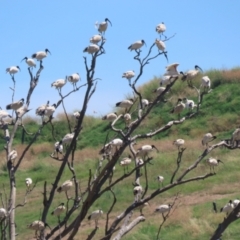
[46,49,51,55]
[107,18,112,26]
[196,65,203,72]
[21,57,27,62]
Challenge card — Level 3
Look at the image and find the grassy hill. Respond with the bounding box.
[1,68,240,239]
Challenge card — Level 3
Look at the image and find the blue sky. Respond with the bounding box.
[0,1,239,118]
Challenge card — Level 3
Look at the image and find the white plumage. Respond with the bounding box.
[68,73,80,89]
[155,39,166,51]
[202,133,216,148]
[120,155,132,173]
[170,98,185,119]
[180,65,203,86]
[206,157,223,173]
[96,18,112,34]
[0,208,7,219]
[28,220,45,232]
[88,209,103,227]
[220,200,234,215]
[52,140,63,158]
[183,98,197,111]
[36,103,56,118]
[153,86,166,95]
[156,22,166,34]
[25,178,33,188]
[136,144,159,157]
[99,143,112,156]
[57,178,73,194]
[8,150,17,162]
[35,101,49,116]
[116,99,134,109]
[102,112,117,122]
[90,34,103,44]
[173,139,185,149]
[233,199,240,208]
[109,138,123,147]
[73,111,81,120]
[0,110,11,120]
[231,128,240,147]
[62,132,75,145]
[160,75,177,86]
[44,104,56,117]
[139,98,150,109]
[128,40,146,51]
[6,98,24,110]
[16,106,31,118]
[21,57,36,68]
[83,44,100,54]
[136,157,144,167]
[164,63,179,77]
[155,204,172,215]
[133,185,143,202]
[122,70,135,80]
[51,78,67,89]
[156,175,164,188]
[123,113,131,125]
[32,49,51,61]
[6,66,20,75]
[200,76,211,91]
[51,203,65,217]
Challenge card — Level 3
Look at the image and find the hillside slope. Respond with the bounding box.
[1,68,240,239]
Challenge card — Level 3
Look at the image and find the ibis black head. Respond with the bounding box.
[52,104,57,108]
[44,222,52,230]
[178,98,182,102]
[20,98,24,102]
[21,57,28,62]
[17,66,21,71]
[141,40,147,47]
[152,144,159,152]
[105,18,112,26]
[217,159,224,164]
[195,65,203,72]
[45,49,51,55]
[60,202,65,206]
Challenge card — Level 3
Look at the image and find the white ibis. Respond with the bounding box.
[170,98,185,119]
[25,178,33,189]
[68,73,80,89]
[173,139,185,150]
[83,44,100,54]
[180,65,203,87]
[96,18,112,34]
[128,40,146,51]
[6,66,20,75]
[88,209,103,228]
[21,57,36,68]
[206,157,223,173]
[32,49,51,61]
[202,133,216,148]
[6,98,24,110]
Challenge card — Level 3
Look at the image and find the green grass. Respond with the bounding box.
[1,68,240,239]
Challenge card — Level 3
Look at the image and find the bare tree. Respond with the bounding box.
[0,19,239,240]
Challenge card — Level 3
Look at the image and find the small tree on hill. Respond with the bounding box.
[0,19,239,240]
